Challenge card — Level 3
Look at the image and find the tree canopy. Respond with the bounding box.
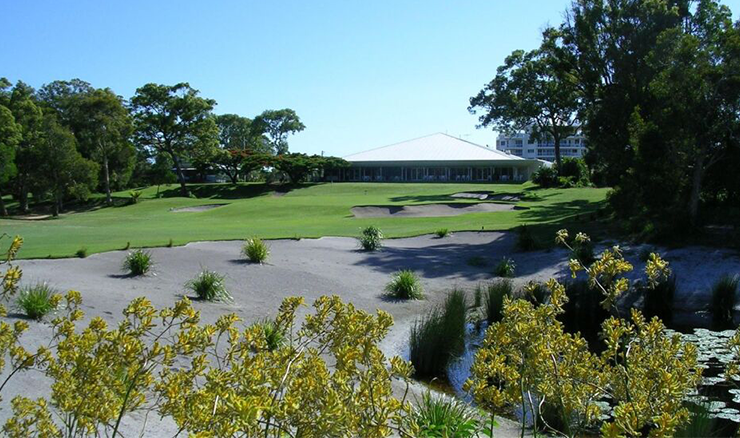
[253,108,305,155]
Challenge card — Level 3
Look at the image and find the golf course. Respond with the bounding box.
[1,182,608,259]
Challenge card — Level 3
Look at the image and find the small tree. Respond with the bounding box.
[270,153,322,183]
[214,114,270,184]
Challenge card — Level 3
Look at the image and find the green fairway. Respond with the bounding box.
[0,182,609,259]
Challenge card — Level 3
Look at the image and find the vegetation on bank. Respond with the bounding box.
[0,182,609,259]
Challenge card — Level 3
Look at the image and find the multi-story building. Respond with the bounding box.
[496,128,587,163]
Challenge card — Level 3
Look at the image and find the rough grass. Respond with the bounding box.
[385,270,423,300]
[242,238,270,263]
[414,391,481,437]
[409,289,467,380]
[483,280,512,325]
[493,257,516,278]
[186,269,231,302]
[435,228,450,238]
[711,275,739,330]
[122,249,153,276]
[0,182,609,259]
[16,283,58,320]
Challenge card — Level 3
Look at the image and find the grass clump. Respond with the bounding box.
[413,391,482,438]
[409,289,467,380]
[385,270,423,300]
[435,228,450,238]
[675,402,713,438]
[187,269,232,302]
[516,225,538,251]
[711,274,739,330]
[16,283,59,320]
[242,238,270,264]
[358,225,383,251]
[493,257,516,278]
[122,249,153,276]
[642,274,676,325]
[253,319,286,351]
[75,247,88,258]
[483,280,512,325]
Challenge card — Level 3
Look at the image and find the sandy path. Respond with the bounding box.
[2,232,737,436]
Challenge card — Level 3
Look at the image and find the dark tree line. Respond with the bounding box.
[471,0,740,235]
[0,78,338,216]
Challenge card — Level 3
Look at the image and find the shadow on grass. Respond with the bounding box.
[158,182,325,200]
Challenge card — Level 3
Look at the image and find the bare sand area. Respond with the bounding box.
[352,202,521,218]
[170,203,228,212]
[2,232,738,436]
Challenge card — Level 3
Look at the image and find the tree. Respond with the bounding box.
[37,79,94,129]
[7,82,44,214]
[0,105,21,216]
[35,116,99,217]
[253,109,305,155]
[270,153,324,184]
[470,45,580,169]
[75,89,134,204]
[214,114,270,184]
[130,83,218,197]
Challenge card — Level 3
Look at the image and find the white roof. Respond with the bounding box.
[345,133,524,163]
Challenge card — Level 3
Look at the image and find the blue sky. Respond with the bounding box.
[3,1,739,157]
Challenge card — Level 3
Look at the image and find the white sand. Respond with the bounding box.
[352,202,519,218]
[170,204,228,213]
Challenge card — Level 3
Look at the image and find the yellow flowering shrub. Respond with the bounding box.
[468,230,700,437]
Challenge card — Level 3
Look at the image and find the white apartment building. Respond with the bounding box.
[496,128,587,162]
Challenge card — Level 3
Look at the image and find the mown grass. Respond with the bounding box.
[0,182,609,259]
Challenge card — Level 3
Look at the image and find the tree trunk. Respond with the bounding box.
[553,136,563,170]
[52,191,60,217]
[103,155,112,205]
[170,153,189,197]
[688,150,705,227]
[18,176,29,214]
[0,190,7,217]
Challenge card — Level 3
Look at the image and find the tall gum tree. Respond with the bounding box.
[130,83,218,197]
[469,45,580,169]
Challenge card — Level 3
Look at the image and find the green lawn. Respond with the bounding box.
[0,182,609,259]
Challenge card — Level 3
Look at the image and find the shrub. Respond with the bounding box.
[557,157,590,187]
[559,280,609,352]
[186,270,231,302]
[642,274,676,325]
[571,237,595,266]
[129,190,142,204]
[359,225,383,251]
[16,283,59,320]
[167,238,174,248]
[484,280,512,325]
[409,289,467,380]
[493,257,516,278]
[435,228,450,238]
[466,256,487,268]
[532,166,559,188]
[521,281,549,306]
[413,391,481,438]
[75,247,88,258]
[711,274,739,329]
[385,270,423,300]
[122,249,153,276]
[516,225,538,251]
[242,238,269,264]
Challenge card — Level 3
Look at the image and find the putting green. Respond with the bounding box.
[0,182,609,259]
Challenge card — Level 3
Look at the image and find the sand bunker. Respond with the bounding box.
[352,202,520,218]
[490,194,521,202]
[451,192,489,200]
[170,204,228,213]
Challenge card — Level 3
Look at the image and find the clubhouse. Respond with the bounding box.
[330,133,546,182]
